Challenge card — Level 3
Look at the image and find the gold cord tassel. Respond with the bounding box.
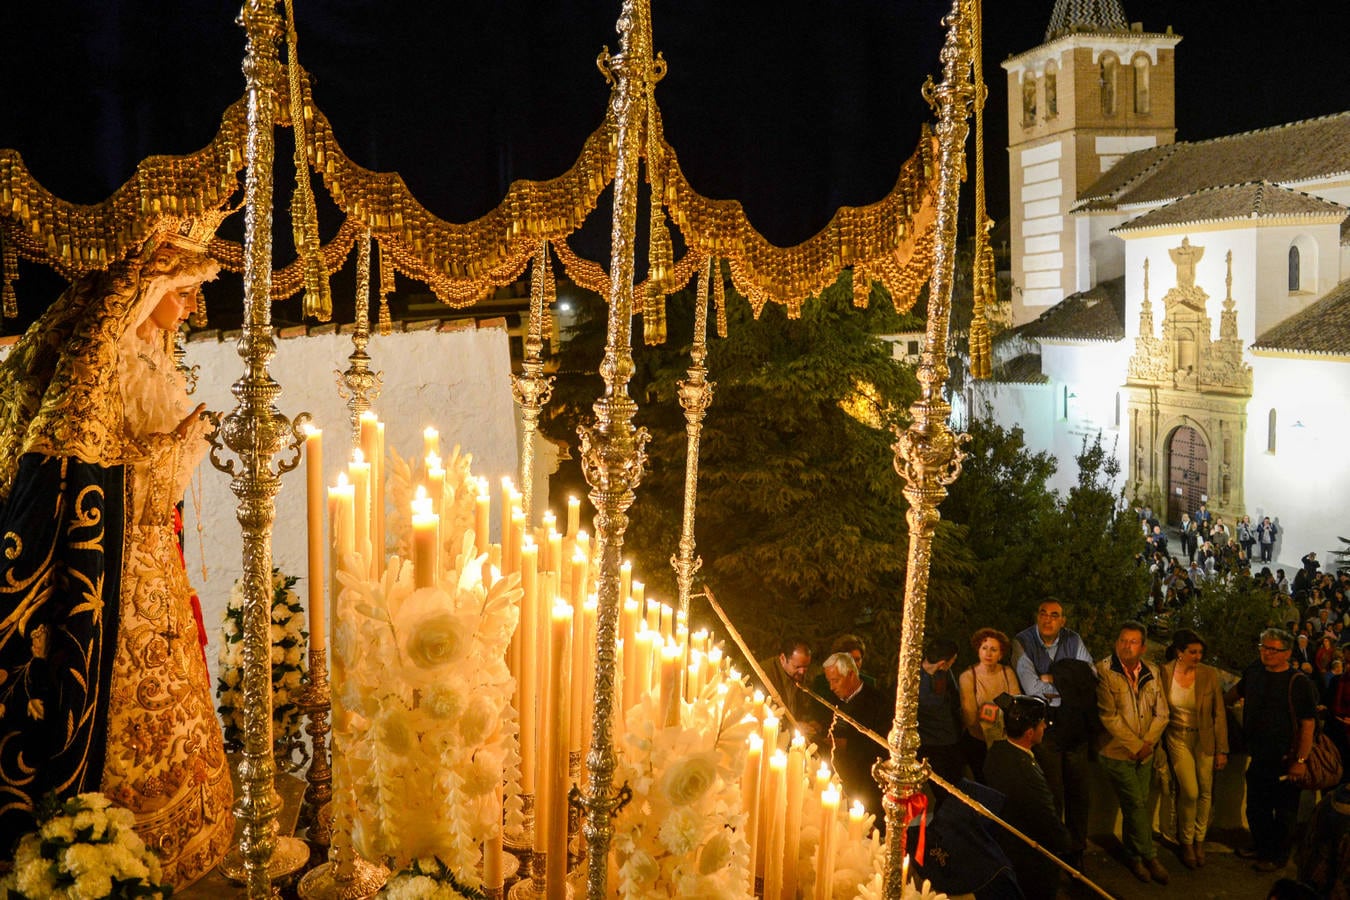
[713,258,727,338]
[968,0,993,379]
[969,224,994,379]
[853,266,872,308]
[377,238,394,335]
[541,243,556,338]
[1,227,17,319]
[644,91,670,346]
[284,0,332,321]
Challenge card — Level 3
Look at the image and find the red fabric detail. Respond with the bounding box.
[174,505,210,667]
[886,789,928,865]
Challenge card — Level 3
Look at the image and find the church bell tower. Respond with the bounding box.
[1003,1,1180,325]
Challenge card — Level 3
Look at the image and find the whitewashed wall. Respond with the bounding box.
[179,323,519,691]
[1246,353,1350,568]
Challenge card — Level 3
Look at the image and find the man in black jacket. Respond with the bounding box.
[984,694,1071,900]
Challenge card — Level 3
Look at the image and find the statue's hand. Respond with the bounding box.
[175,403,208,439]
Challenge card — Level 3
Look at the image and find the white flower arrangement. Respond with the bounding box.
[216,567,308,758]
[333,447,521,889]
[378,858,483,899]
[610,670,759,898]
[0,792,172,899]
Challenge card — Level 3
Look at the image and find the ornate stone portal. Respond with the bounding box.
[1126,243,1252,524]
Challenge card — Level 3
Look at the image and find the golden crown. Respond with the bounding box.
[150,205,234,255]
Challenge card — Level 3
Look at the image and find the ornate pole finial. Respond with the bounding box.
[512,241,557,524]
[577,0,656,896]
[879,1,975,896]
[210,2,311,894]
[671,258,716,617]
[335,231,383,447]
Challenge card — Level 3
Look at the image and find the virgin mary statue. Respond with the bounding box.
[0,217,233,886]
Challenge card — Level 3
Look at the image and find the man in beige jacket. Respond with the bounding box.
[1097,621,1170,884]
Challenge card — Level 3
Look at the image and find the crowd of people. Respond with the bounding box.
[759,596,1350,899]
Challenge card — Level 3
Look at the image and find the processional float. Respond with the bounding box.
[0,0,1033,897]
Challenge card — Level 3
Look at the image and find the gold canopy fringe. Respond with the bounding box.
[0,228,16,318]
[1,54,941,322]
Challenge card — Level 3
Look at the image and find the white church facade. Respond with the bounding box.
[972,0,1350,564]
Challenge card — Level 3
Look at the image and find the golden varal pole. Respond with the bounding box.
[672,259,715,618]
[876,1,975,897]
[576,0,658,895]
[512,242,555,524]
[209,1,311,895]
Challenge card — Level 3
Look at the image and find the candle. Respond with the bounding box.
[660,603,674,642]
[499,479,514,575]
[359,413,379,572]
[329,475,355,630]
[510,511,526,579]
[763,750,787,899]
[815,762,832,796]
[303,425,325,653]
[634,628,655,707]
[570,550,587,605]
[570,597,587,757]
[742,732,763,894]
[660,640,683,728]
[412,507,438,589]
[547,529,562,578]
[475,488,490,556]
[847,799,866,841]
[582,595,597,757]
[901,854,910,889]
[784,735,806,900]
[757,715,780,878]
[423,425,439,460]
[566,495,581,536]
[815,788,839,900]
[518,540,538,796]
[349,449,370,568]
[426,452,444,515]
[621,598,640,710]
[620,559,632,603]
[484,785,504,892]
[545,599,573,890]
[633,581,647,624]
[687,651,704,700]
[374,421,386,576]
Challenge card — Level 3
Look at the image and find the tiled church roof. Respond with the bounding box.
[1075,112,1350,212]
[1114,181,1349,233]
[1045,0,1130,40]
[1019,276,1126,341]
[1253,279,1350,356]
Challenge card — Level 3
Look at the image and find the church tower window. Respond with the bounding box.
[1045,64,1058,118]
[1288,237,1316,294]
[1267,408,1278,454]
[1133,55,1150,114]
[1022,73,1037,125]
[1100,55,1118,116]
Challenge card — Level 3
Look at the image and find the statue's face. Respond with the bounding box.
[146,284,199,331]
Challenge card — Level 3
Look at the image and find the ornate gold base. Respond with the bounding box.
[218,835,311,884]
[296,858,390,900]
[307,800,334,847]
[507,877,572,899]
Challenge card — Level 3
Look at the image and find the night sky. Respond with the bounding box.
[1,1,1346,268]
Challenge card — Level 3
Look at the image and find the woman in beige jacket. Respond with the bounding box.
[1161,629,1229,869]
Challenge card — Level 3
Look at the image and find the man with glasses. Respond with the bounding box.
[1013,599,1095,866]
[1226,628,1319,872]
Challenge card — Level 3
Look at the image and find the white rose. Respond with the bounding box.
[698,829,733,874]
[659,751,718,807]
[619,847,659,889]
[421,683,465,720]
[657,806,703,855]
[285,646,304,667]
[375,708,418,757]
[272,604,290,622]
[458,694,499,746]
[462,750,502,796]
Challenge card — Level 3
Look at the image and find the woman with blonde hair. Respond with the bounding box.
[958,627,1021,781]
[1162,628,1229,869]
